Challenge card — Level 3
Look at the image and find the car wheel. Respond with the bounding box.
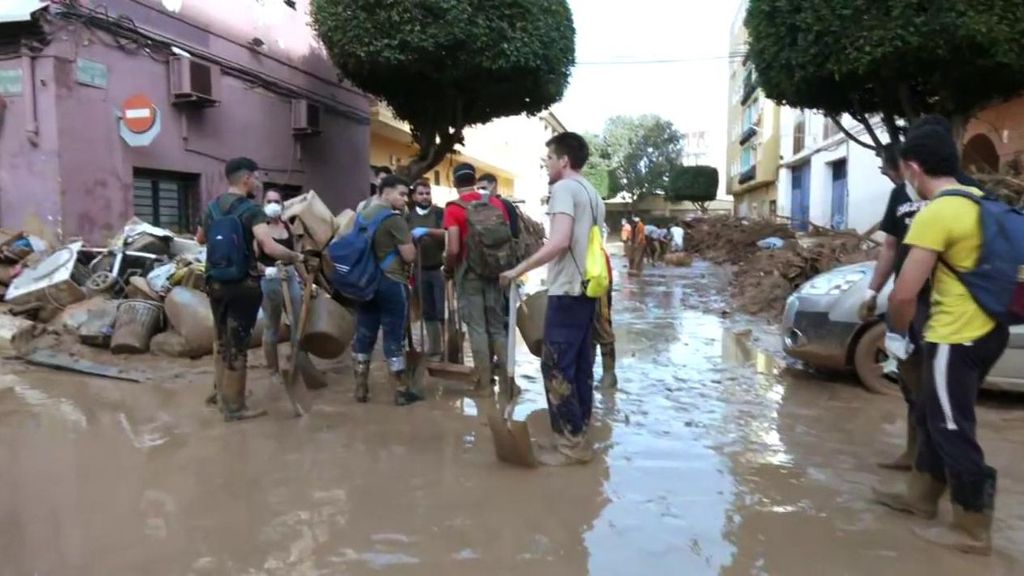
[853,323,902,396]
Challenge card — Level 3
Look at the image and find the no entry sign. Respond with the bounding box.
[122,94,157,134]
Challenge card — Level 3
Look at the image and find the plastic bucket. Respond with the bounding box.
[300,292,355,359]
[517,289,547,359]
[111,299,164,354]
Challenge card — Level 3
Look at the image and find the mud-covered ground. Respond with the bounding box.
[2,259,1023,575]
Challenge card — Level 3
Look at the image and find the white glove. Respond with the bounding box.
[264,266,279,279]
[884,332,914,361]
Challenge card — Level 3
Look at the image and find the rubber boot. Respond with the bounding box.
[353,356,370,403]
[872,470,946,520]
[219,362,267,422]
[205,354,224,407]
[598,343,618,389]
[914,504,994,556]
[877,418,918,471]
[425,321,443,362]
[393,369,424,406]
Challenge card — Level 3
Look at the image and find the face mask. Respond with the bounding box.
[905,180,921,202]
[264,202,283,219]
[415,204,432,215]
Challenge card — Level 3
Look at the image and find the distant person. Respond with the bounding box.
[629,216,646,274]
[357,165,394,212]
[478,173,521,241]
[197,158,302,421]
[873,120,1009,556]
[669,222,685,253]
[500,132,607,464]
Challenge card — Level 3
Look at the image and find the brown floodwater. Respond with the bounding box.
[2,260,1023,575]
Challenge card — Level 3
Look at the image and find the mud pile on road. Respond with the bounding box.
[683,216,876,317]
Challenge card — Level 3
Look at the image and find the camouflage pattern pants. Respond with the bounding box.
[542,295,597,437]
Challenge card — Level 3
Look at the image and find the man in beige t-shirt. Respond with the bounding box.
[500,132,606,464]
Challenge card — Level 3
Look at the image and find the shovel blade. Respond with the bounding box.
[426,361,477,384]
[487,412,538,468]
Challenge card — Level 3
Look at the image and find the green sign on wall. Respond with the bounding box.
[0,68,23,96]
[76,58,108,89]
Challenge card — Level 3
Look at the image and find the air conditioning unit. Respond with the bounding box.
[291,99,321,135]
[169,57,220,106]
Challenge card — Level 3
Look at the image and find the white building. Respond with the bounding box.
[776,110,895,233]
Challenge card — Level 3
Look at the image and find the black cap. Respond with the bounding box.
[452,163,476,179]
[225,157,259,179]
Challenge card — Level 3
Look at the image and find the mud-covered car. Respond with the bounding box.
[781,261,1024,395]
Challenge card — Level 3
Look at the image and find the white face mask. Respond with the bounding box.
[905,180,921,202]
[264,202,283,219]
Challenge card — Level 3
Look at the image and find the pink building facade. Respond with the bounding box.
[0,0,369,244]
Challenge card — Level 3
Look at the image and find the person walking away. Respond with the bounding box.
[406,179,447,361]
[256,189,319,395]
[443,163,515,397]
[629,216,646,274]
[348,175,423,405]
[669,222,685,253]
[501,132,606,464]
[197,157,303,421]
[872,121,1011,555]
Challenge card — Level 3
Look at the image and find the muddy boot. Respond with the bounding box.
[205,355,224,407]
[877,418,918,471]
[353,356,370,403]
[556,433,595,464]
[914,504,994,556]
[219,363,267,422]
[598,343,618,389]
[425,321,443,362]
[393,370,424,406]
[872,471,946,520]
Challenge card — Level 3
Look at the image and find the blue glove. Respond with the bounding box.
[412,227,430,240]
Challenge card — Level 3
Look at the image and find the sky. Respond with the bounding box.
[555,0,743,192]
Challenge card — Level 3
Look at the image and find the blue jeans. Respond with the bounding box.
[353,275,409,372]
[542,295,597,437]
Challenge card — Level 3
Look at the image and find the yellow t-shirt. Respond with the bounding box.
[904,186,995,344]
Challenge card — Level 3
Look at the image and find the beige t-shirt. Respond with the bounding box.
[546,176,606,297]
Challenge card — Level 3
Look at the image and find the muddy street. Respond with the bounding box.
[1,259,1023,575]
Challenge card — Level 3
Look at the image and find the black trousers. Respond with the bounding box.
[208,278,263,371]
[915,325,1009,511]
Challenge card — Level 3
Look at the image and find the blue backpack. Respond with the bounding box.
[327,210,400,303]
[205,196,254,284]
[938,190,1024,325]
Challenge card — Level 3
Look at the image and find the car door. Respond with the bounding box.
[985,325,1024,391]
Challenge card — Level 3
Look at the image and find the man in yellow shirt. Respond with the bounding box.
[873,120,1009,556]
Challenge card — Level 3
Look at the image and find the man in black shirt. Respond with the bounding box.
[406,179,447,360]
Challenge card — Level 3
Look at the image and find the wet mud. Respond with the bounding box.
[2,259,1023,575]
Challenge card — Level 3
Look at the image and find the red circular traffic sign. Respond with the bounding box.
[122,94,157,134]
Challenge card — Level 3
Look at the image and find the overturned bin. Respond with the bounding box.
[111,300,164,354]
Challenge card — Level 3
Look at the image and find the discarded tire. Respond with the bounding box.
[111,299,164,354]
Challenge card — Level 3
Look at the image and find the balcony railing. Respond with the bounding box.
[738,165,757,185]
[739,125,758,146]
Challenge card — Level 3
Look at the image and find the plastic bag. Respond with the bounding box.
[583,225,610,298]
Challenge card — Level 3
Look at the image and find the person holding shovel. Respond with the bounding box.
[500,132,606,465]
[256,190,320,411]
[406,180,447,361]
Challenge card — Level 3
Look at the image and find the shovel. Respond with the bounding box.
[426,263,477,384]
[405,256,427,390]
[444,279,465,365]
[280,264,313,417]
[487,284,537,468]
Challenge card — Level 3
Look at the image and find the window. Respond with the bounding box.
[740,144,757,171]
[824,118,841,141]
[742,97,760,131]
[793,112,806,155]
[132,170,200,233]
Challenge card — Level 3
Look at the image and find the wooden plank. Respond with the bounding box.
[23,349,144,382]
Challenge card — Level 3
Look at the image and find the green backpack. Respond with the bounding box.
[456,198,515,279]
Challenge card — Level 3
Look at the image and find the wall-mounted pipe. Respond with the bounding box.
[21,53,38,147]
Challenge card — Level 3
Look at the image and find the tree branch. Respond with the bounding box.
[898,83,920,124]
[851,98,885,149]
[882,112,902,145]
[828,114,876,150]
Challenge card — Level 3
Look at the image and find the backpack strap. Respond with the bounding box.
[362,209,402,271]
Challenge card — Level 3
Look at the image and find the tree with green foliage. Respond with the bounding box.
[667,165,719,213]
[311,0,575,179]
[592,115,683,208]
[746,0,1024,149]
[581,132,613,198]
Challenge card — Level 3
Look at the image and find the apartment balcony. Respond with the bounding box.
[741,76,758,106]
[738,165,757,185]
[739,125,758,146]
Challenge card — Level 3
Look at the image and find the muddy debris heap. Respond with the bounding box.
[683,215,878,317]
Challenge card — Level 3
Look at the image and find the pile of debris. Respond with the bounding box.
[683,216,877,317]
[973,173,1024,207]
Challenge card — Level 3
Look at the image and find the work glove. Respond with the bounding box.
[858,289,878,321]
[412,227,430,241]
[264,266,279,279]
[884,332,914,362]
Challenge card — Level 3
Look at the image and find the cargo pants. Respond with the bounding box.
[457,269,508,387]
